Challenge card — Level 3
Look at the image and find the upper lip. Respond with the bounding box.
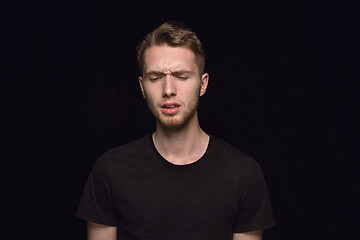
[161,102,181,108]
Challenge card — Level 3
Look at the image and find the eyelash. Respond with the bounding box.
[150,76,188,81]
[175,76,186,80]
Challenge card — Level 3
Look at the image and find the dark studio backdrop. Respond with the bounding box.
[3,0,359,239]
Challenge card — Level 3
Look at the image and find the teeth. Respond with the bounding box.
[163,105,177,108]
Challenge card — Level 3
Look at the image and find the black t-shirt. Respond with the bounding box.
[76,135,275,239]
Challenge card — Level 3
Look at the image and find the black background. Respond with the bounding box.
[3,0,359,239]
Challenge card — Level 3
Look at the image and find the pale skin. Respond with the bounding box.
[139,46,210,165]
[87,45,263,240]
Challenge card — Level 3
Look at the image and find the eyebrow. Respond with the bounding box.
[144,71,165,76]
[145,70,192,76]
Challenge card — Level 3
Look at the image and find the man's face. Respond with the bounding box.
[139,45,209,130]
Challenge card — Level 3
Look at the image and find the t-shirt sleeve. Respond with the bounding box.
[76,154,118,226]
[233,160,275,233]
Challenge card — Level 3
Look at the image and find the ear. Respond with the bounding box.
[138,76,146,98]
[199,73,209,97]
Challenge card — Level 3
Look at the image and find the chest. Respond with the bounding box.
[111,163,240,230]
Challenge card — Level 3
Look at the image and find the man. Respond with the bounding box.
[76,21,275,240]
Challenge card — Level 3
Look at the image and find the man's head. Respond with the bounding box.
[136,21,205,76]
[137,21,209,130]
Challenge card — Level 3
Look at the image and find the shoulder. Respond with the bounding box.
[103,135,150,159]
[211,136,256,164]
[210,136,262,178]
[94,135,152,170]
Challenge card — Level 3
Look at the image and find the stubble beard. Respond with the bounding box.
[145,91,200,131]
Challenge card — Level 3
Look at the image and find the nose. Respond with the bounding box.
[163,75,176,97]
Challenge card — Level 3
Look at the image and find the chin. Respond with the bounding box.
[158,117,187,130]
[150,100,199,131]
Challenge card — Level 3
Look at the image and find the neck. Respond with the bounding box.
[153,113,209,165]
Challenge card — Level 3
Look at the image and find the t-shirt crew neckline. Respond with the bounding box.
[148,134,213,171]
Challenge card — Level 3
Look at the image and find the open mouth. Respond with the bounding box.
[161,103,181,114]
[161,103,181,108]
[162,104,179,109]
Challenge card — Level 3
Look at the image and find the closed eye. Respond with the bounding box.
[149,75,165,81]
[174,75,188,80]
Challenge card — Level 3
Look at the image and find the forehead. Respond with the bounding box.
[143,45,198,73]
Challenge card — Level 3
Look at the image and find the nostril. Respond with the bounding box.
[163,90,176,97]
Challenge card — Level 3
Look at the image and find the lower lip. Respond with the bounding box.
[161,106,181,115]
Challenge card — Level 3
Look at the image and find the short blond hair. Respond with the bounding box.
[136,21,205,75]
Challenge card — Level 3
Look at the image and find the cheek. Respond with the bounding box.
[142,85,155,99]
[143,88,159,107]
[188,84,202,97]
[181,88,201,107]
